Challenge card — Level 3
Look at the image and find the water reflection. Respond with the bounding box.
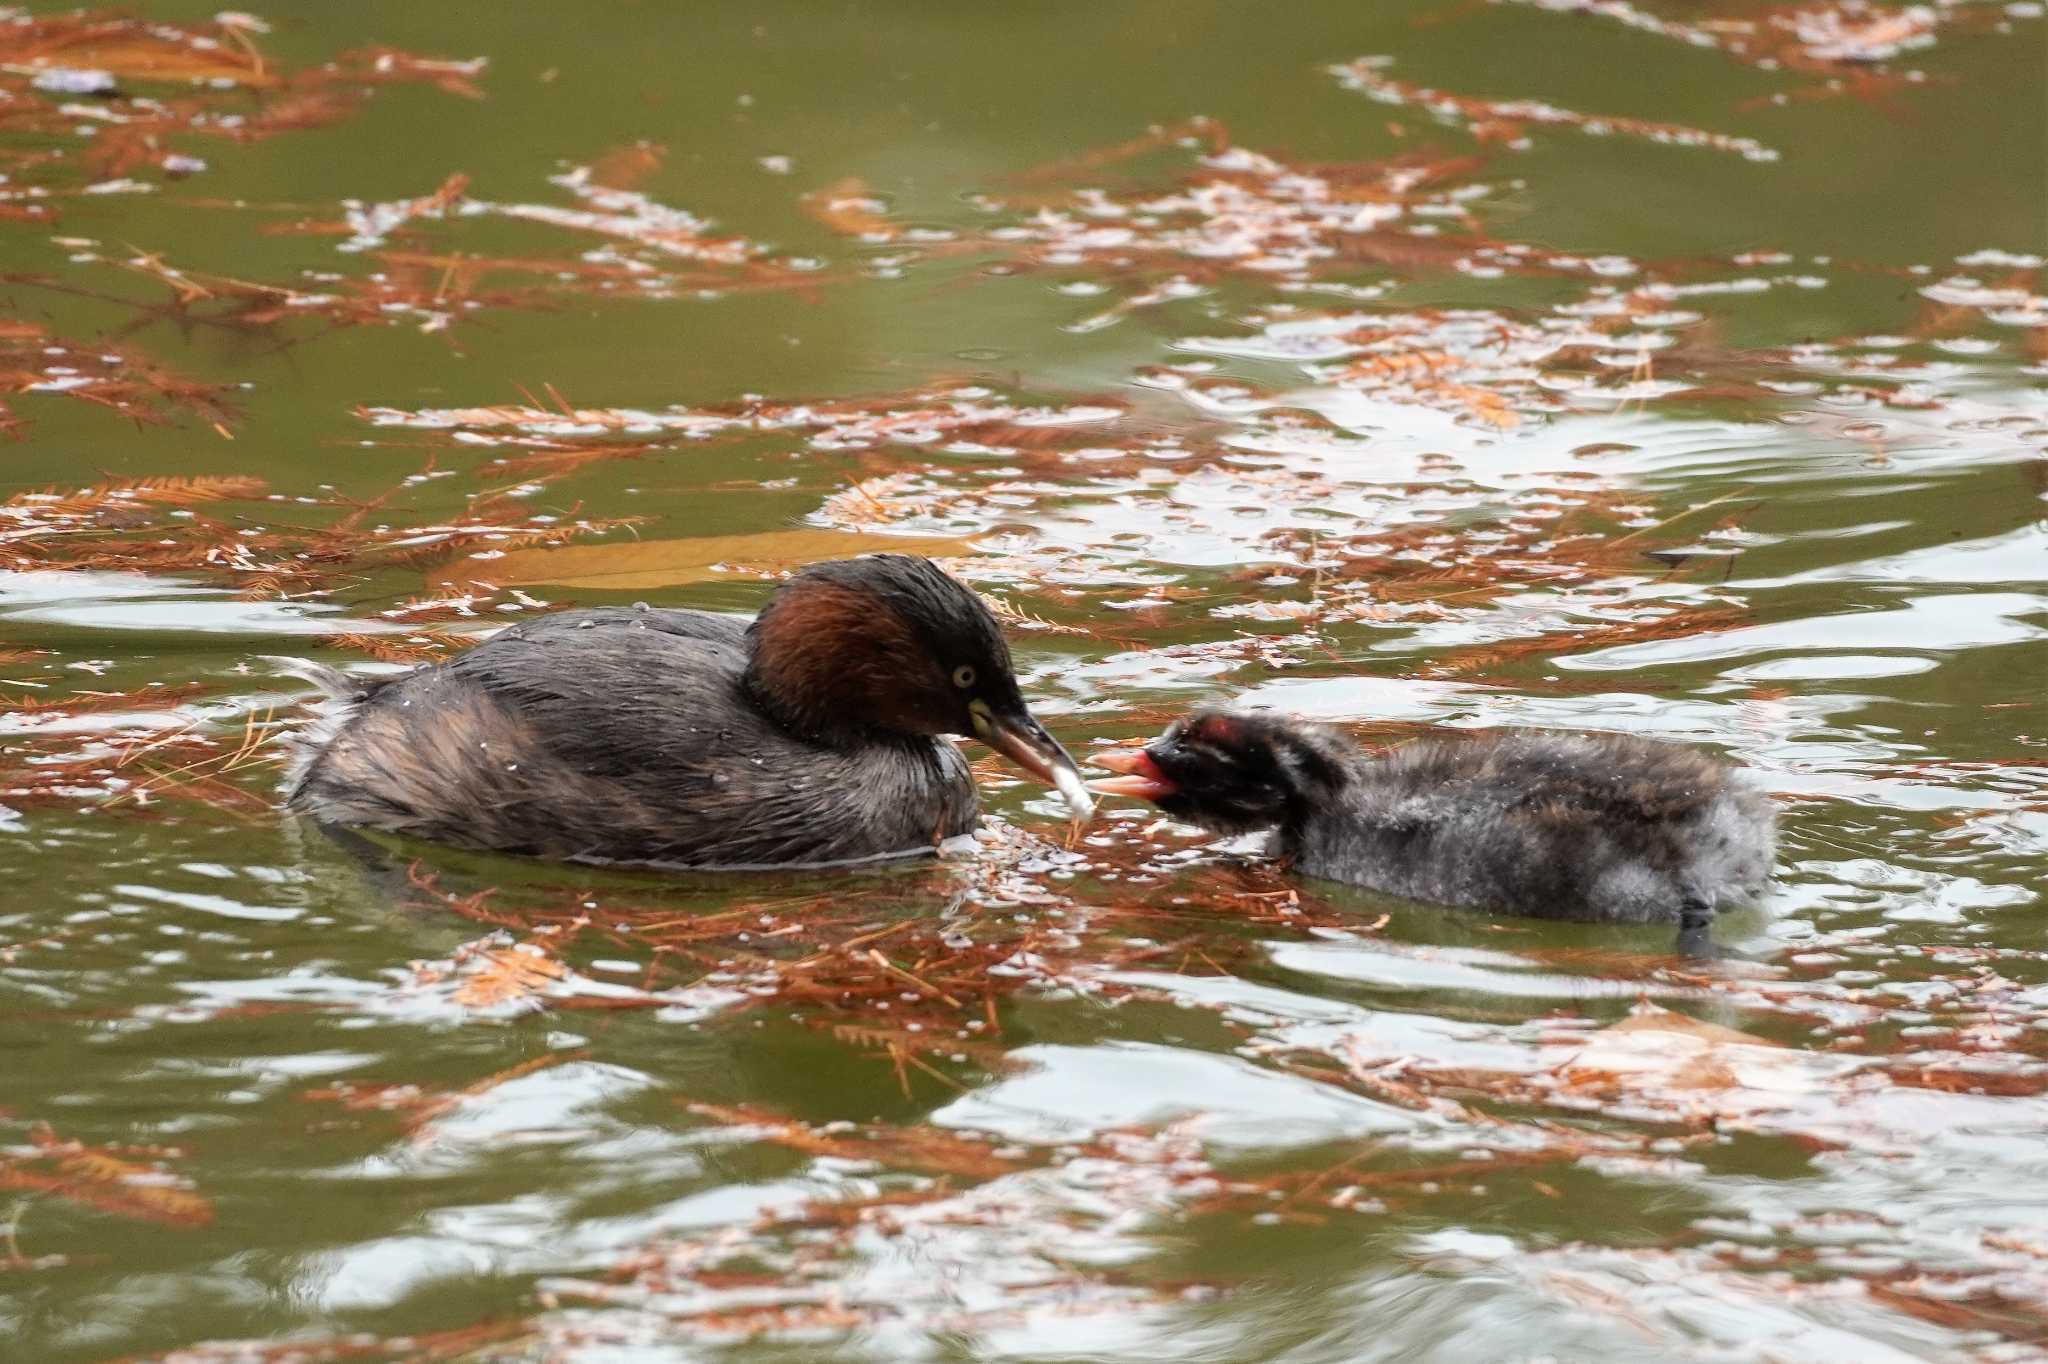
[1,0,2044,1360]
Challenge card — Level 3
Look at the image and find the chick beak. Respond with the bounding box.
[973,704,1095,819]
[1086,747,1179,802]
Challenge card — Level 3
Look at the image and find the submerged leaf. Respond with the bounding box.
[475,529,984,590]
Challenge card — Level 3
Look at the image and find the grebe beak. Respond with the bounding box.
[971,702,1095,820]
[1085,747,1179,802]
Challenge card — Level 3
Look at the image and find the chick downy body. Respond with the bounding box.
[1094,710,1776,934]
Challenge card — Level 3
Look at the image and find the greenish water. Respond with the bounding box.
[1,2,2044,1360]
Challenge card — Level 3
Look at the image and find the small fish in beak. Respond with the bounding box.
[972,702,1095,820]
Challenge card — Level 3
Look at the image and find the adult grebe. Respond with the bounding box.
[285,555,1093,866]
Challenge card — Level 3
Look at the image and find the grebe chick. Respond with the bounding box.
[284,555,1093,867]
[1091,709,1775,950]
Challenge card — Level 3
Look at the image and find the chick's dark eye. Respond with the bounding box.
[951,664,977,689]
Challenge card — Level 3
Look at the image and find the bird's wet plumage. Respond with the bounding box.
[1093,709,1776,929]
[284,556,1087,867]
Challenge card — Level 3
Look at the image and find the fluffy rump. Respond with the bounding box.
[1311,732,1777,922]
[265,657,382,799]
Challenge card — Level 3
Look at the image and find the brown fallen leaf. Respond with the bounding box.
[587,140,667,190]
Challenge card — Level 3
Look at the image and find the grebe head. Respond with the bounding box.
[1089,708,1347,832]
[746,554,1092,816]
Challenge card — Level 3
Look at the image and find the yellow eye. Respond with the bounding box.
[952,665,977,689]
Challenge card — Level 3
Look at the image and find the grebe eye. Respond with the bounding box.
[952,664,977,689]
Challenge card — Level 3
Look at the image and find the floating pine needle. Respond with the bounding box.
[0,1121,212,1228]
[0,11,484,207]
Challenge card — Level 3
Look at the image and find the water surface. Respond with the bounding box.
[1,2,2043,1360]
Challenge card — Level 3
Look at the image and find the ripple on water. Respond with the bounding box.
[933,1041,1421,1149]
[1559,591,2048,670]
[3,5,2046,1360]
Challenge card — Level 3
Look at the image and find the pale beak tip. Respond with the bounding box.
[979,709,1096,821]
[1051,763,1097,821]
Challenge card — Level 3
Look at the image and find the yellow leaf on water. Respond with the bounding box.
[467,529,983,591]
[1602,1003,1779,1049]
[1559,1004,1801,1097]
[452,946,565,1009]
